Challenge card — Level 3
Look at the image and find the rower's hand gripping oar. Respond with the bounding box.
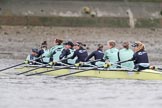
[0,56,44,72]
[116,59,132,64]
[16,57,70,75]
[26,59,101,76]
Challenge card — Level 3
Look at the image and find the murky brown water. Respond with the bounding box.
[0,59,162,108]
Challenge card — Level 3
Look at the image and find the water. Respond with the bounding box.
[0,59,162,108]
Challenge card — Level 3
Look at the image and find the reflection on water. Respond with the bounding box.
[0,59,162,108]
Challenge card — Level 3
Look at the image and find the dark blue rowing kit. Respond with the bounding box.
[70,47,88,63]
[59,49,71,60]
[131,50,149,71]
[85,49,104,62]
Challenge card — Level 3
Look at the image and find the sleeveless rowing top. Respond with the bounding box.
[48,45,64,62]
[103,48,119,68]
[41,49,50,63]
[118,48,134,69]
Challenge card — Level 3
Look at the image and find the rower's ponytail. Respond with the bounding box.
[97,44,103,50]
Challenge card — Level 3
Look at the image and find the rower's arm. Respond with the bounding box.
[59,49,70,60]
[85,51,95,62]
[45,47,56,57]
[103,51,109,60]
[69,51,77,59]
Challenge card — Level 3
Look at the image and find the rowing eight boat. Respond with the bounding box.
[15,65,162,80]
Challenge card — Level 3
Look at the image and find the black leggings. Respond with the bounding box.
[135,64,149,71]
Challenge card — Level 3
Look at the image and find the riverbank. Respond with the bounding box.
[0,0,161,28]
[0,26,162,64]
[0,16,161,28]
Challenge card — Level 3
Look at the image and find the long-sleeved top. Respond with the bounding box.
[26,54,41,65]
[59,49,71,60]
[59,48,76,64]
[85,49,104,61]
[131,50,149,65]
[70,47,88,63]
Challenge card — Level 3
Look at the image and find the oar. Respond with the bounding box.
[16,64,48,75]
[147,66,162,71]
[116,59,132,64]
[0,62,25,72]
[26,59,101,76]
[17,57,71,75]
[54,59,133,78]
[156,67,162,70]
[55,66,98,78]
[0,56,45,72]
[26,65,72,76]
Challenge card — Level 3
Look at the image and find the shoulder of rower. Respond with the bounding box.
[137,51,147,55]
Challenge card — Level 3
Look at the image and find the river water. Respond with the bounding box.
[0,59,162,108]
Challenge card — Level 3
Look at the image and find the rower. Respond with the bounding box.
[103,40,119,68]
[69,41,88,63]
[38,41,50,64]
[85,44,104,65]
[131,41,149,71]
[118,41,134,69]
[48,39,64,62]
[59,41,76,64]
[25,48,40,65]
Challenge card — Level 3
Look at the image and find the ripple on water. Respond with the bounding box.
[0,59,162,108]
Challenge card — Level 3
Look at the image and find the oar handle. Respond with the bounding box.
[116,59,132,64]
[27,56,45,64]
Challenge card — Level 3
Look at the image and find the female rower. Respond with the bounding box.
[70,41,88,63]
[131,41,149,71]
[48,39,64,62]
[103,40,119,68]
[38,41,50,63]
[59,41,76,64]
[118,41,134,69]
[25,48,40,64]
[85,44,104,65]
